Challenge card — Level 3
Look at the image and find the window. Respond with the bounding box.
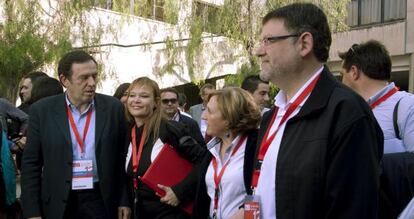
[345,0,406,27]
[94,0,167,23]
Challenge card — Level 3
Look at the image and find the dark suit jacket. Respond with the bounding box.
[178,112,206,147]
[124,120,208,215]
[21,93,128,219]
[192,130,258,219]
[256,67,384,219]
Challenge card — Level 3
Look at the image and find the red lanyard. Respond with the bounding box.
[211,135,247,212]
[131,125,147,189]
[251,74,321,189]
[370,87,399,109]
[66,105,93,154]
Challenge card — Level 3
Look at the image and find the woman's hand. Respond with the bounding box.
[157,184,180,207]
[230,208,244,219]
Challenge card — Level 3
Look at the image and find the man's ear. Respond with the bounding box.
[297,32,313,58]
[59,74,69,88]
[350,65,361,81]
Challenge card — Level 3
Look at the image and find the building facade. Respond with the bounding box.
[328,0,413,92]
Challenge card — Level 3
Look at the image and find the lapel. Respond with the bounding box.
[94,94,108,153]
[290,66,337,122]
[51,94,72,148]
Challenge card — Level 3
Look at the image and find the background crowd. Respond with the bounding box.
[1,2,414,219]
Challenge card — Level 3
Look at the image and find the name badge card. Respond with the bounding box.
[72,160,93,190]
[244,195,261,219]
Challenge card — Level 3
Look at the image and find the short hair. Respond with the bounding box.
[178,93,187,107]
[20,71,49,100]
[30,77,63,104]
[199,83,215,95]
[58,50,97,79]
[113,83,130,100]
[208,87,261,134]
[263,3,331,62]
[241,75,269,94]
[22,71,48,82]
[338,40,391,80]
[160,87,179,98]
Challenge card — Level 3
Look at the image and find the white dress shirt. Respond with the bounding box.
[205,135,247,219]
[256,66,323,218]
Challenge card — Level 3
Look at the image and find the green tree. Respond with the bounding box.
[155,0,349,85]
[0,0,116,103]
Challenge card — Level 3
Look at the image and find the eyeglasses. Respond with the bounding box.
[258,34,300,47]
[161,98,178,105]
[347,44,359,56]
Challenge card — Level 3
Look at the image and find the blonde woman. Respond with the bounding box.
[123,77,207,219]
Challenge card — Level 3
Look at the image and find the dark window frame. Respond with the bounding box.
[346,0,407,28]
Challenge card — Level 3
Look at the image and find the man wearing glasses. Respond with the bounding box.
[250,3,383,219]
[160,88,205,147]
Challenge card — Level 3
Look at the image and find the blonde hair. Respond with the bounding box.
[208,87,261,134]
[125,77,164,144]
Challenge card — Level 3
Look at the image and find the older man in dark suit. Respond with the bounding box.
[21,51,130,219]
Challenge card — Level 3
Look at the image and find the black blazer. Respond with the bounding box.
[124,120,208,207]
[192,129,258,219]
[256,67,383,219]
[21,93,128,219]
[178,112,206,147]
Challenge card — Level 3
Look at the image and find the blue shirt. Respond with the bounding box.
[65,95,98,182]
[368,83,414,153]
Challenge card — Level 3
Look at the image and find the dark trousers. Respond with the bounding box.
[63,183,108,219]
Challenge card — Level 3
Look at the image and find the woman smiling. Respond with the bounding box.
[123,77,207,219]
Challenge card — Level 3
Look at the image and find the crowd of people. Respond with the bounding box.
[1,2,414,219]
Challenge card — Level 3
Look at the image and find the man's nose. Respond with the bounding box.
[87,76,96,86]
[254,44,266,57]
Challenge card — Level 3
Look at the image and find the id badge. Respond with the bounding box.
[72,160,94,190]
[244,195,261,219]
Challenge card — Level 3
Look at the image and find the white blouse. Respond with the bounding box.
[205,135,247,219]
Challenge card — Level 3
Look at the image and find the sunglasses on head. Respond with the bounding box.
[161,98,178,104]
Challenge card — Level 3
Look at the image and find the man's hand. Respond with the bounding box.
[118,206,131,219]
[17,136,27,150]
[157,184,180,207]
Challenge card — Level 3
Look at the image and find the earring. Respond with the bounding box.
[225,130,231,138]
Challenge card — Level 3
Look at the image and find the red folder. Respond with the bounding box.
[140,143,194,214]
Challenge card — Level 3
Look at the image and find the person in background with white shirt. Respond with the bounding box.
[252,3,383,219]
[189,83,215,142]
[339,40,414,153]
[192,87,261,219]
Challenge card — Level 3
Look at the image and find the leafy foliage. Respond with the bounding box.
[0,0,115,102]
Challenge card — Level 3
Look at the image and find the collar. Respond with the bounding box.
[172,111,180,121]
[367,82,396,105]
[207,135,243,156]
[274,65,324,111]
[292,65,338,119]
[65,93,95,114]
